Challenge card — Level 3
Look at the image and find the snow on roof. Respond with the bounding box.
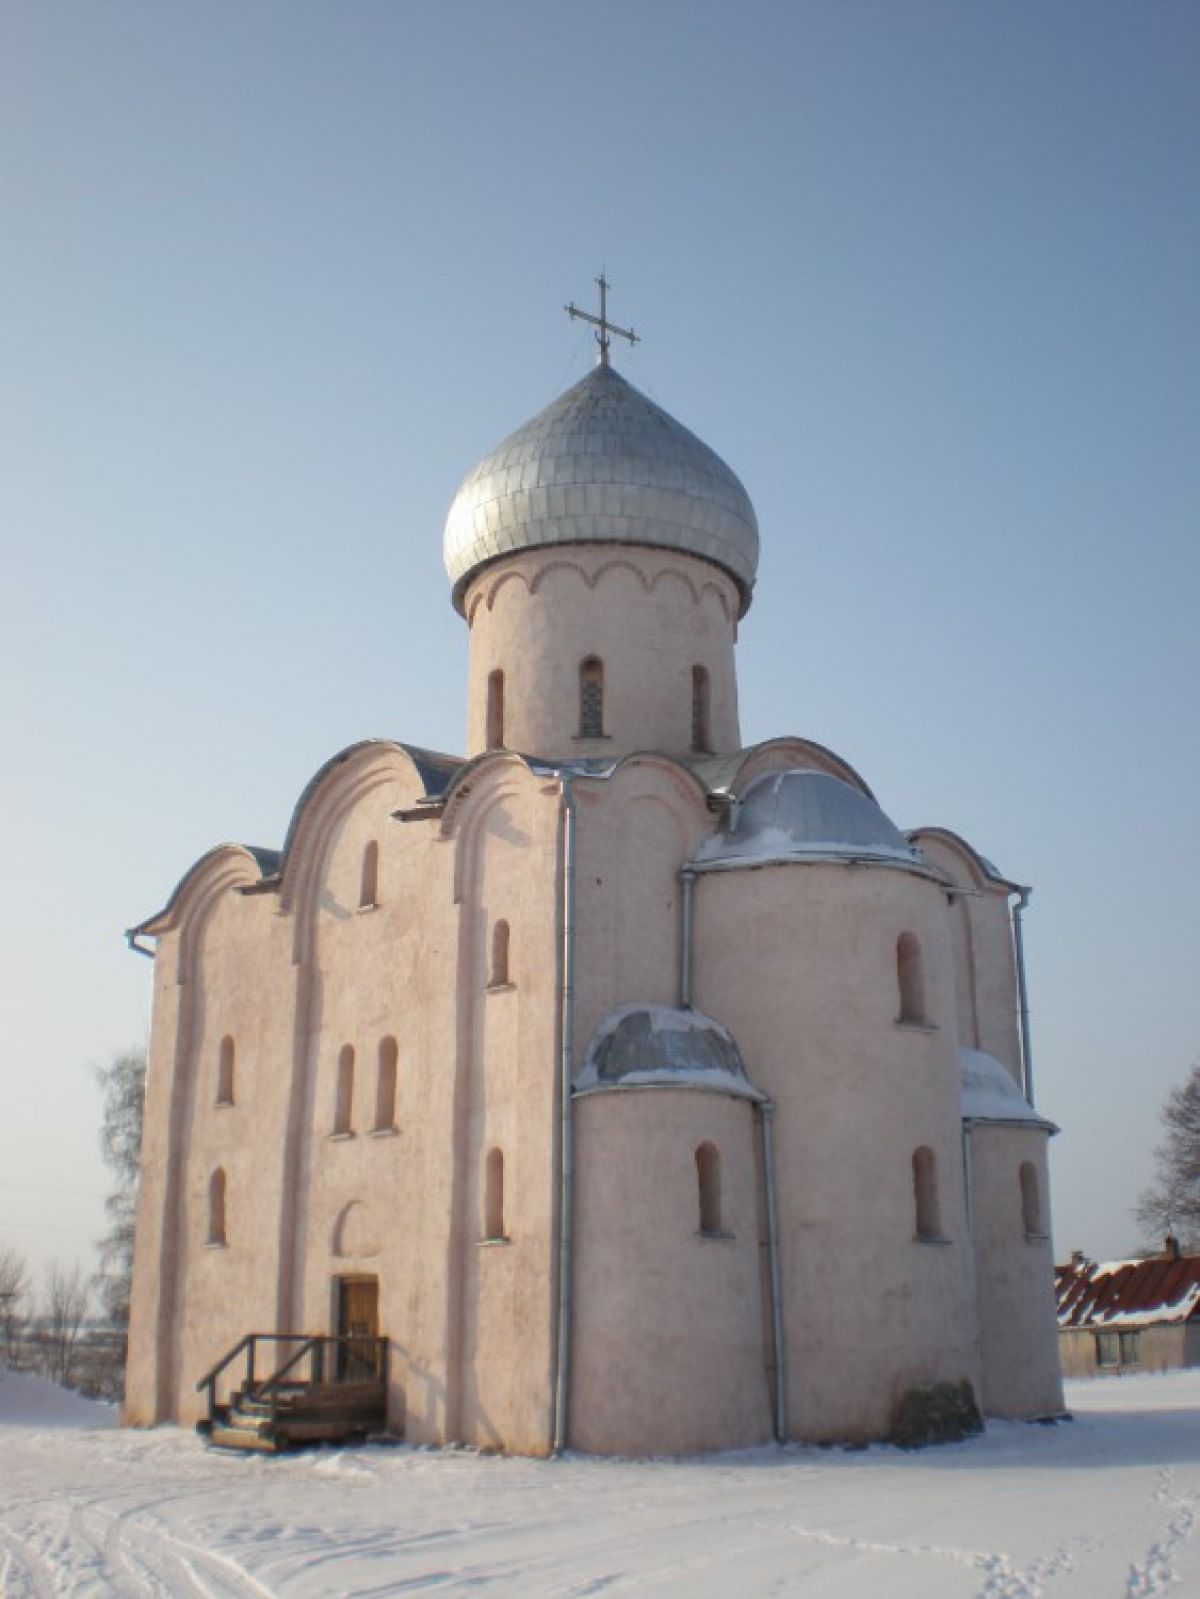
[691,769,922,872]
[575,1004,765,1101]
[960,1048,1055,1130]
[1056,1255,1200,1329]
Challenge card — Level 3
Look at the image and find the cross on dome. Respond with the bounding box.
[564,272,640,367]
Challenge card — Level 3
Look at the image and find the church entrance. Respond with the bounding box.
[336,1275,380,1379]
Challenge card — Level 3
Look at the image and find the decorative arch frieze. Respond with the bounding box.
[471,547,737,616]
[524,557,599,599]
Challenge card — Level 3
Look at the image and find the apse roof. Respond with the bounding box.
[960,1048,1055,1131]
[443,364,759,615]
[692,769,922,871]
[575,1004,764,1101]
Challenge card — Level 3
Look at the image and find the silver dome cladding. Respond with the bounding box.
[575,1004,763,1101]
[692,769,923,870]
[443,364,759,615]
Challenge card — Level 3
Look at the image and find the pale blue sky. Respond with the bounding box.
[2,2,1197,1277]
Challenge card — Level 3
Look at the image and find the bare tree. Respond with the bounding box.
[94,1047,146,1333]
[1135,1058,1200,1250]
[0,1244,30,1367]
[40,1262,91,1387]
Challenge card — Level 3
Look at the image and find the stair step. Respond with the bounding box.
[208,1423,281,1453]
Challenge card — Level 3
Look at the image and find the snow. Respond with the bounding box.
[960,1046,1055,1128]
[575,1003,764,1100]
[6,1369,1200,1595]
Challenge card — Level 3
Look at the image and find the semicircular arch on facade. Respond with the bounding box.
[721,737,876,801]
[602,751,714,822]
[907,825,1019,894]
[129,844,278,984]
[278,741,453,964]
[332,1199,381,1259]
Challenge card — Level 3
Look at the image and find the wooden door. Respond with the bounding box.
[337,1277,380,1380]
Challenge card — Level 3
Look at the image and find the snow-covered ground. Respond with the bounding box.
[4,1368,1200,1597]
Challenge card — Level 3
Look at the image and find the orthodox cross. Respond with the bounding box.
[565,273,640,367]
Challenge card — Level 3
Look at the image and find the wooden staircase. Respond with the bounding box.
[196,1333,389,1453]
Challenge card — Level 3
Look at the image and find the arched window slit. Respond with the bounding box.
[486,668,505,750]
[334,1045,355,1135]
[484,1147,506,1240]
[691,665,711,753]
[360,841,379,909]
[375,1037,398,1131]
[216,1035,235,1105]
[578,657,605,738]
[208,1168,227,1246]
[1020,1161,1043,1236]
[490,919,511,988]
[913,1145,942,1240]
[696,1142,722,1236]
[897,932,927,1025]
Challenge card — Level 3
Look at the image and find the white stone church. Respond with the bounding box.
[125,292,1063,1453]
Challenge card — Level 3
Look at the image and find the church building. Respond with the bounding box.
[124,286,1063,1454]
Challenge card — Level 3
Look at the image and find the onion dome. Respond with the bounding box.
[692,770,923,871]
[443,364,759,615]
[575,1004,763,1102]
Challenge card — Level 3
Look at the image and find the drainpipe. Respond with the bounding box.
[1011,888,1034,1105]
[756,1100,787,1443]
[961,1122,975,1237]
[678,867,695,1009]
[552,775,578,1454]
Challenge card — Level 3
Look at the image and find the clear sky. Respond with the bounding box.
[2,1,1197,1281]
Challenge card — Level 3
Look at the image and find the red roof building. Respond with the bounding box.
[1055,1247,1200,1377]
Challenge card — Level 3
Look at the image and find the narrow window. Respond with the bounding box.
[484,1147,505,1240]
[578,657,605,738]
[486,668,505,750]
[375,1037,398,1131]
[913,1145,942,1240]
[216,1035,235,1105]
[691,665,711,753]
[360,840,379,909]
[1119,1330,1140,1366]
[897,932,927,1025]
[334,1045,355,1135]
[1019,1161,1042,1236]
[1095,1330,1119,1368]
[490,919,510,987]
[696,1142,722,1236]
[208,1167,227,1246]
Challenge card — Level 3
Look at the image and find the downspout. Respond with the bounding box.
[757,1099,787,1443]
[961,1121,975,1237]
[552,774,577,1454]
[1011,888,1034,1105]
[678,866,695,1009]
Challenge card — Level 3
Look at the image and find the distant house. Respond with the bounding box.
[1055,1247,1200,1377]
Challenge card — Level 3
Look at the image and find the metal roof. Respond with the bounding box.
[443,363,759,615]
[691,769,923,872]
[1056,1255,1200,1329]
[575,1004,764,1102]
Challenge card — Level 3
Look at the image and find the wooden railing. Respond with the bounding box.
[196,1333,389,1431]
